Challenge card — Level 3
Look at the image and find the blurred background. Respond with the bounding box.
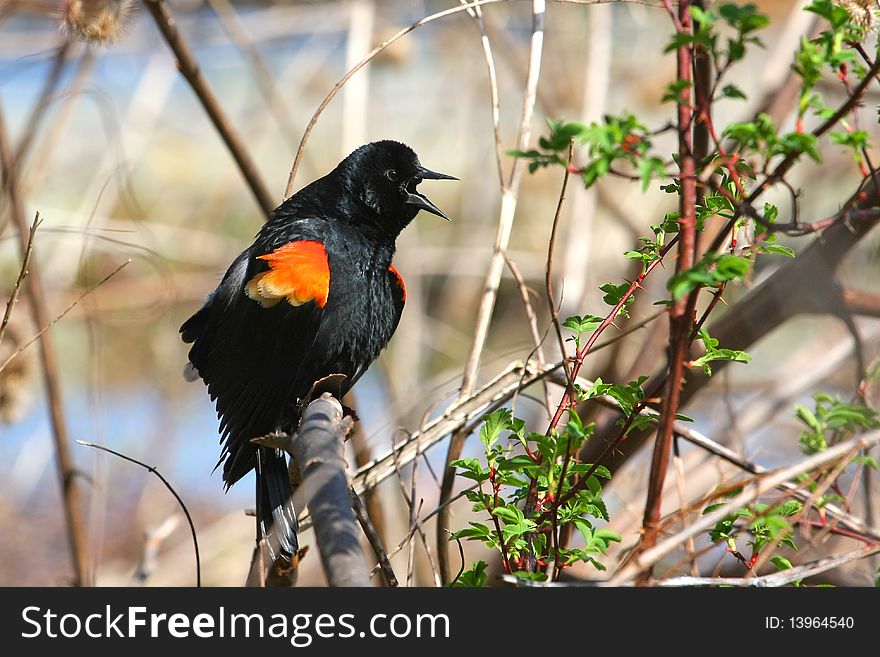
[1,0,878,586]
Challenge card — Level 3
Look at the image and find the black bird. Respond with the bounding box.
[180,140,455,560]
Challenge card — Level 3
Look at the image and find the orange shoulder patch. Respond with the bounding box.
[245,240,330,309]
[388,265,406,302]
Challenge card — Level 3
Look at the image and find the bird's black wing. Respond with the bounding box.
[180,228,330,487]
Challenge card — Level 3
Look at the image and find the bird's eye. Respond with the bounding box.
[385,169,399,182]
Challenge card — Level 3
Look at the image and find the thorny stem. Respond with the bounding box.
[483,474,512,573]
[640,0,699,576]
[521,230,679,573]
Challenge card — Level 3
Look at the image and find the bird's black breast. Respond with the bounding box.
[316,225,401,390]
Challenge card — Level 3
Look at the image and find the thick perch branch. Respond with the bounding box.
[256,394,370,587]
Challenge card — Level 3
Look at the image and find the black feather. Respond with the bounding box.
[180,141,454,561]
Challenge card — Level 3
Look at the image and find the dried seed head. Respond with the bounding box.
[0,316,37,425]
[59,0,135,45]
[835,0,877,31]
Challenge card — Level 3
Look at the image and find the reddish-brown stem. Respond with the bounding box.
[798,518,879,546]
[543,239,676,437]
[483,475,512,573]
[638,0,698,576]
[541,260,731,524]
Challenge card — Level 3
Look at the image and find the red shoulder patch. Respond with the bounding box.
[388,264,406,302]
[245,240,330,308]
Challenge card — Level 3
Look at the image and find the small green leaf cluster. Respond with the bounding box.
[830,129,872,171]
[509,116,664,190]
[795,0,867,122]
[667,252,751,300]
[450,409,621,583]
[562,314,603,351]
[723,114,822,166]
[690,328,751,376]
[705,497,803,560]
[671,3,768,64]
[795,393,879,455]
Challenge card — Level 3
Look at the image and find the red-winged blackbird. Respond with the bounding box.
[180,140,455,560]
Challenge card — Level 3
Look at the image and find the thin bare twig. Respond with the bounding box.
[671,438,699,576]
[13,40,75,166]
[0,212,40,347]
[347,393,387,552]
[0,97,90,586]
[22,48,96,201]
[77,440,201,587]
[545,143,575,389]
[672,423,880,543]
[656,546,880,587]
[206,0,301,150]
[506,544,880,586]
[350,486,398,587]
[391,433,442,587]
[438,0,546,583]
[285,0,511,195]
[503,253,552,416]
[460,0,505,188]
[132,515,181,585]
[370,484,477,579]
[0,260,131,374]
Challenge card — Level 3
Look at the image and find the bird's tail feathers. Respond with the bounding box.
[256,447,299,561]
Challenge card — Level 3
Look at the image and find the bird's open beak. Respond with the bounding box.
[407,166,457,220]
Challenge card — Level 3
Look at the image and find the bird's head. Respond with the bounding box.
[340,140,456,234]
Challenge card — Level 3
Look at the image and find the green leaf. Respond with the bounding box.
[638,157,666,192]
[770,556,793,571]
[720,84,747,100]
[492,506,522,524]
[830,130,870,150]
[853,455,880,470]
[796,394,879,455]
[451,458,489,483]
[593,528,622,544]
[667,253,751,300]
[450,522,492,542]
[662,80,692,104]
[450,561,488,587]
[762,244,796,257]
[480,408,513,447]
[563,314,604,335]
[714,254,750,280]
[780,132,822,163]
